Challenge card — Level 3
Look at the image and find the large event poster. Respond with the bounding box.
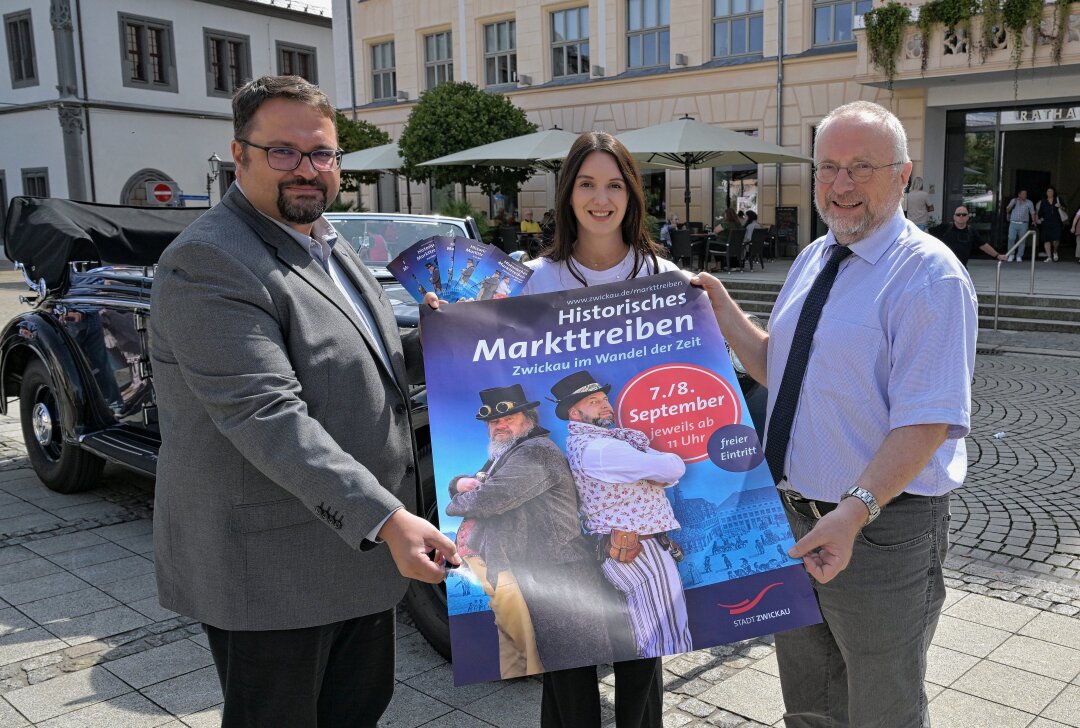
[421,271,821,686]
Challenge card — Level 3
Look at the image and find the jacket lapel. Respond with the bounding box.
[221,187,403,392]
[330,241,410,389]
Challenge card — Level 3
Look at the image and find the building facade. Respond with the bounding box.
[0,0,333,229]
[338,0,1080,251]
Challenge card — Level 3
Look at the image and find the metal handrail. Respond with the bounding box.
[993,229,1038,330]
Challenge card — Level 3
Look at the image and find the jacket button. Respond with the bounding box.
[394,404,407,415]
[405,464,415,475]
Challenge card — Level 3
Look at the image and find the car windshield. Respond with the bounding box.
[326,216,468,269]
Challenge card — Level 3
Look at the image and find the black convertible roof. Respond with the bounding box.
[4,196,207,289]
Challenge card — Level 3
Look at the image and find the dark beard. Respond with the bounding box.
[277,179,328,224]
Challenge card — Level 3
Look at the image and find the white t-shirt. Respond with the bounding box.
[906,190,932,225]
[522,248,679,295]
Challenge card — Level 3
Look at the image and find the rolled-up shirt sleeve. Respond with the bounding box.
[580,439,686,485]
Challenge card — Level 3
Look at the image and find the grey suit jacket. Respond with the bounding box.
[150,185,419,630]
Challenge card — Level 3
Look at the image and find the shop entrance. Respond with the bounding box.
[944,105,1080,260]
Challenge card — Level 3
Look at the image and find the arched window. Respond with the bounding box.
[120,168,175,206]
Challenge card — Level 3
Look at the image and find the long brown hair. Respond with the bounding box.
[543,131,666,285]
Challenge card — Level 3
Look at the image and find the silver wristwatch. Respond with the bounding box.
[842,486,881,526]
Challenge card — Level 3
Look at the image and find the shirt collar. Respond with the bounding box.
[821,206,907,265]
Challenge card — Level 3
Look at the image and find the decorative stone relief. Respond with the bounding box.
[987,25,1008,50]
[1069,13,1080,43]
[49,0,72,30]
[905,32,923,60]
[943,28,969,55]
[57,105,84,135]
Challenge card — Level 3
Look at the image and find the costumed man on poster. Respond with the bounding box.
[445,384,618,678]
[552,370,694,658]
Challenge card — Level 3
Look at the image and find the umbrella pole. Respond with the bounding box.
[684,163,691,226]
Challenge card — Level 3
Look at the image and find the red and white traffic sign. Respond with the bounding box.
[152,183,173,203]
[144,180,179,205]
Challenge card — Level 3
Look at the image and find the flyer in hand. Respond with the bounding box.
[388,236,531,303]
[420,271,822,686]
[386,236,441,301]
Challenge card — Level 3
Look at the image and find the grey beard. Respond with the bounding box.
[488,433,522,460]
[589,416,616,428]
[277,183,328,224]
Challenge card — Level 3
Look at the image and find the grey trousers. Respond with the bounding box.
[776,494,951,728]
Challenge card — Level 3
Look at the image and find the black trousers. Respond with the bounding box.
[541,657,663,728]
[204,609,395,728]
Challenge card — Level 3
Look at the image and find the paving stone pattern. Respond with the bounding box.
[0,350,1078,727]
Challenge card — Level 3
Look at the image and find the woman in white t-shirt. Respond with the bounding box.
[522,131,674,728]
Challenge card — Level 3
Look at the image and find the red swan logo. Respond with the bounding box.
[718,582,784,615]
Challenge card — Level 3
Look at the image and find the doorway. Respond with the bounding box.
[944,106,1080,258]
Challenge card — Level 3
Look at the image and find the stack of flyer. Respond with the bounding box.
[387,236,533,303]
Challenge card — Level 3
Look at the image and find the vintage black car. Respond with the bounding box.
[0,196,763,660]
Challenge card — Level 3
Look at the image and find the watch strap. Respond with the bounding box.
[842,486,881,525]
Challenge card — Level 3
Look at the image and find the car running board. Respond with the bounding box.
[80,429,158,476]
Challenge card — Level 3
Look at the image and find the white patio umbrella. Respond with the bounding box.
[339,143,403,172]
[339,143,415,212]
[420,128,581,175]
[616,116,814,224]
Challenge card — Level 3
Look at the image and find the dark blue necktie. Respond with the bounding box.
[764,244,853,485]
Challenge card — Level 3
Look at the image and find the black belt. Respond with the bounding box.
[779,489,920,520]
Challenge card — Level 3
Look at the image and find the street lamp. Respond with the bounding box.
[206,152,222,205]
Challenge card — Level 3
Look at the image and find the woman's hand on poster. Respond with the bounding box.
[423,292,448,310]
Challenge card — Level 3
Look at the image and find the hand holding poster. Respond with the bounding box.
[421,272,821,686]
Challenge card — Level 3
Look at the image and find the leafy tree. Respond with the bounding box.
[335,111,391,193]
[398,82,536,198]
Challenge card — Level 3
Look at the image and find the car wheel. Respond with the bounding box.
[402,444,452,660]
[19,358,105,494]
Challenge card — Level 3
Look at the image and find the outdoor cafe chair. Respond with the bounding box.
[670,228,704,271]
[746,229,769,271]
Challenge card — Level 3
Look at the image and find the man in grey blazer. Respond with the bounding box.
[150,76,458,727]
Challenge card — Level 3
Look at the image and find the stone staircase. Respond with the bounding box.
[723,279,1080,334]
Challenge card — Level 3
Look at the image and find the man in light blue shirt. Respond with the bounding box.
[695,100,977,727]
[1005,189,1036,262]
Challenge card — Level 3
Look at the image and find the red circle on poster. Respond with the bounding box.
[615,363,741,463]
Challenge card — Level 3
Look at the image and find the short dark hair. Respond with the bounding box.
[545,131,665,285]
[232,75,337,140]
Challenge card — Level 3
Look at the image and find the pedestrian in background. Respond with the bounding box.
[150,75,458,727]
[695,100,977,726]
[1005,188,1037,261]
[931,205,1006,266]
[1036,186,1065,262]
[904,176,934,230]
[1073,208,1080,262]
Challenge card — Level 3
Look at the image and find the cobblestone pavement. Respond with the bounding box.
[1,348,1079,727]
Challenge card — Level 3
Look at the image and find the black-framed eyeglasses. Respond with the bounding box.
[236,138,343,172]
[478,401,518,418]
[813,161,904,184]
[954,212,970,217]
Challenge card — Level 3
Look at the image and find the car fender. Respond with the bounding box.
[0,313,93,439]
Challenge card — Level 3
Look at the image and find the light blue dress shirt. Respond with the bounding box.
[765,209,978,501]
